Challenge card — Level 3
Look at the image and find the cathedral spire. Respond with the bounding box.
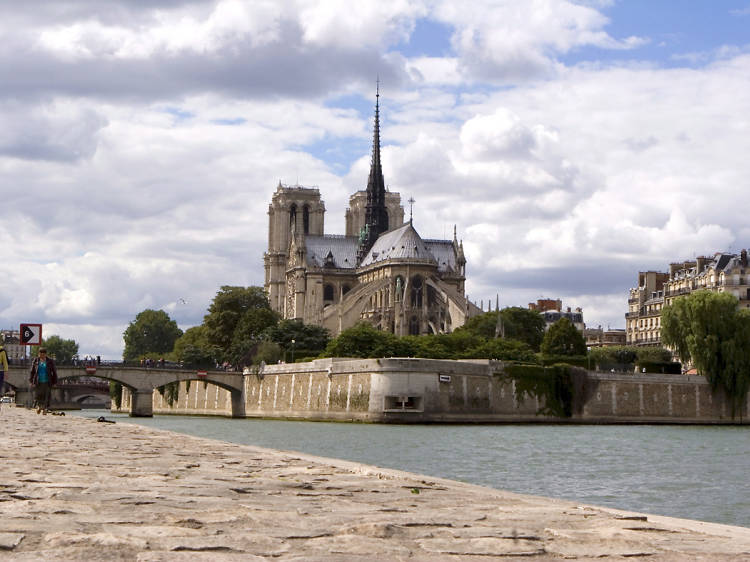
[358,81,390,263]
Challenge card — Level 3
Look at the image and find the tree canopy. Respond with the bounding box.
[322,322,535,362]
[661,290,750,416]
[499,307,546,351]
[264,319,330,360]
[457,307,545,351]
[202,286,276,361]
[323,323,397,358]
[123,309,183,362]
[541,317,587,356]
[38,335,79,364]
[172,325,215,368]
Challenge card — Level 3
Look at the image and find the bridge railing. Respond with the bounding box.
[8,358,240,373]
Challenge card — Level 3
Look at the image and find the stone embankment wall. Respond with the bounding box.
[115,357,749,424]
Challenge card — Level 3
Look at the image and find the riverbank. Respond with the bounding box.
[1,407,749,560]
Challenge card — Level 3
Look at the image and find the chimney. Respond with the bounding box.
[669,263,681,279]
[742,249,748,267]
[696,256,707,273]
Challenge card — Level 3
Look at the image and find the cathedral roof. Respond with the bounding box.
[424,239,459,273]
[305,235,358,269]
[359,222,437,267]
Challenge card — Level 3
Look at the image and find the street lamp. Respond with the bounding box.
[290,339,296,363]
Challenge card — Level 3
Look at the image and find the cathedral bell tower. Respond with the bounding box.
[264,183,325,315]
[357,84,390,264]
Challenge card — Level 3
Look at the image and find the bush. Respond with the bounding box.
[635,361,682,374]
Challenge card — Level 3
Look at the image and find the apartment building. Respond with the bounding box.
[626,250,750,346]
[528,299,585,331]
[1,330,27,363]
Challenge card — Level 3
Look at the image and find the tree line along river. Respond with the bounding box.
[73,410,750,529]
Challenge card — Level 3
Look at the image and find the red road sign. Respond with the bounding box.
[20,323,42,345]
[85,366,97,374]
[197,370,207,377]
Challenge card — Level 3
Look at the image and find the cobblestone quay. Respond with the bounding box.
[1,407,749,561]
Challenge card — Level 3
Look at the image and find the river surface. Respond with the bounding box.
[73,410,750,528]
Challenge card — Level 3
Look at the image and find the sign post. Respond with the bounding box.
[20,324,42,346]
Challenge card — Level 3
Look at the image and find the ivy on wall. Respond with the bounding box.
[502,364,575,418]
[157,382,180,407]
[109,382,122,409]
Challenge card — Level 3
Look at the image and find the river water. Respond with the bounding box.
[73,410,750,528]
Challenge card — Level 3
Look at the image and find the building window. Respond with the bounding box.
[303,205,310,234]
[410,276,423,308]
[323,284,334,303]
[289,204,297,229]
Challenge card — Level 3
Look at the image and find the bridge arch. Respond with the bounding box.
[5,366,247,418]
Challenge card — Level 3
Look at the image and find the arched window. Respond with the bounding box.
[410,276,423,308]
[289,204,297,230]
[303,205,310,234]
[323,284,334,303]
[409,315,420,335]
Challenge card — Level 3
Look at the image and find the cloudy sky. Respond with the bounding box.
[1,1,749,358]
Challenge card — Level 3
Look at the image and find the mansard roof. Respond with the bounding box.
[305,235,358,269]
[359,222,437,267]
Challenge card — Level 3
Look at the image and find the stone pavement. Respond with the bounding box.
[0,407,749,561]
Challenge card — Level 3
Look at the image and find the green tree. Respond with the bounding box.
[203,286,272,358]
[500,307,545,351]
[458,311,501,339]
[123,309,183,362]
[460,308,545,351]
[541,317,587,356]
[635,346,672,363]
[461,338,536,361]
[173,326,216,368]
[39,335,79,364]
[323,322,399,358]
[253,340,282,365]
[228,307,279,366]
[661,290,750,416]
[264,319,331,359]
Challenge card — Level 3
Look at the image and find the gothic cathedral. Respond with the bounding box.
[264,90,477,336]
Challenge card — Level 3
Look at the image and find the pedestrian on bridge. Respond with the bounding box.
[29,348,58,414]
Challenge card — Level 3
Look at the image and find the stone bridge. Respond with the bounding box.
[5,366,245,417]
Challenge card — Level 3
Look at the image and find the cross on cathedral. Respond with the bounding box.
[408,196,415,223]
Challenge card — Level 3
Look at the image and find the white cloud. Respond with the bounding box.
[432,0,647,80]
[1,1,749,354]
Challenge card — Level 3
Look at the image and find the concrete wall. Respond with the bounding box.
[116,358,749,424]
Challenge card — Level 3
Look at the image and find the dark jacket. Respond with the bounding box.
[29,356,58,386]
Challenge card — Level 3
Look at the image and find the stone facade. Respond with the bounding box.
[263,92,476,336]
[627,250,750,346]
[110,358,749,424]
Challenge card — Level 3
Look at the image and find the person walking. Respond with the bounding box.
[29,348,57,414]
[0,344,8,409]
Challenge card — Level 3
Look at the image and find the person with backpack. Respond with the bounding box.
[29,348,57,414]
